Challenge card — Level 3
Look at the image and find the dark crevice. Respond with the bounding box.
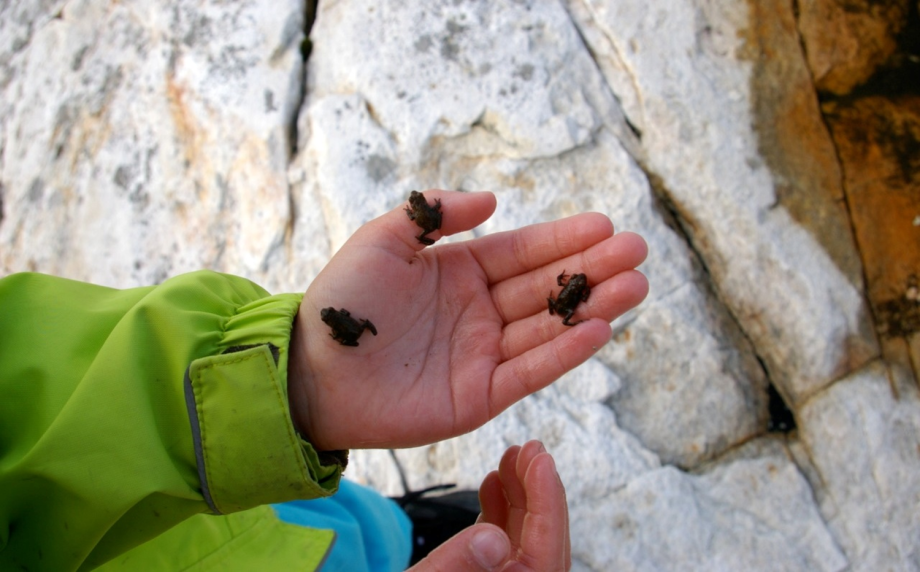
[278,0,319,252]
[788,0,884,359]
[802,106,877,353]
[688,430,790,477]
[561,0,643,147]
[645,172,695,242]
[555,12,776,451]
[644,171,776,441]
[288,0,319,159]
[766,376,797,433]
[622,113,643,141]
[285,178,297,247]
[567,0,794,445]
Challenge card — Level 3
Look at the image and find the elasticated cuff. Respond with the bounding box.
[183,294,344,514]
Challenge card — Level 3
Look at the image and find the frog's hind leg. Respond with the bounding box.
[363,320,378,336]
[562,311,585,326]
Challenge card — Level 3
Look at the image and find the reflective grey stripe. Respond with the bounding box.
[315,531,337,571]
[183,365,221,515]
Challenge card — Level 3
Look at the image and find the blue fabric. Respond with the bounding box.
[272,479,413,572]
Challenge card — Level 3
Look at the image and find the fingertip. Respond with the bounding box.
[583,212,615,237]
[478,470,507,527]
[587,317,615,343]
[515,440,546,480]
[454,189,497,228]
[617,268,650,307]
[523,451,566,516]
[469,525,511,570]
[475,189,498,213]
[500,443,522,469]
[634,269,650,302]
[498,444,527,510]
[409,189,497,243]
[412,523,511,571]
[614,230,649,265]
[520,440,547,462]
[591,268,649,325]
[533,449,560,482]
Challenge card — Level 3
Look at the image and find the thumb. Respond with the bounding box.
[350,190,497,259]
[408,523,511,572]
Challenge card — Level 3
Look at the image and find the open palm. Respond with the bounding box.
[287,190,648,451]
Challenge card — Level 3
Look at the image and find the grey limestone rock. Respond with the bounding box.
[0,0,305,287]
[797,362,920,570]
[563,0,879,402]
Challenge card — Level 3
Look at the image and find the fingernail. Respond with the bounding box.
[470,528,508,569]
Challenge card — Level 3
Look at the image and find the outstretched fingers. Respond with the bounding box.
[480,442,571,571]
[466,213,615,284]
[490,230,648,325]
[490,319,612,416]
[499,268,648,361]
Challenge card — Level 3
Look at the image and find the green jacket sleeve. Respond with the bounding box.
[0,270,345,571]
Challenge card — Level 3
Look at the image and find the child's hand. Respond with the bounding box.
[410,441,571,571]
[287,190,648,451]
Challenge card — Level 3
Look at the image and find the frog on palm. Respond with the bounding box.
[321,307,377,346]
[547,271,590,326]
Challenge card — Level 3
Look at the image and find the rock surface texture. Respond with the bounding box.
[2,0,918,570]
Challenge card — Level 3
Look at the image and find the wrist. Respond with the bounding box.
[287,312,318,445]
[288,324,349,470]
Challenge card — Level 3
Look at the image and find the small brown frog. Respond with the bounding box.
[547,271,590,326]
[404,190,442,245]
[320,307,378,346]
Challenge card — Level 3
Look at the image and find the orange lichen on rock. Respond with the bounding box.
[825,96,920,338]
[825,95,920,385]
[797,0,910,96]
